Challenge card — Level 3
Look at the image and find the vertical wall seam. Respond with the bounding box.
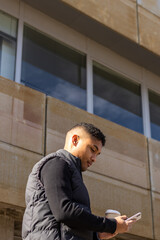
[147,138,155,239]
[43,95,48,157]
[136,0,140,44]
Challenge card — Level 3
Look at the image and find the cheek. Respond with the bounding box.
[79,146,87,155]
[78,144,90,160]
[82,149,91,161]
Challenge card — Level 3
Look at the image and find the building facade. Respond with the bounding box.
[0,0,160,239]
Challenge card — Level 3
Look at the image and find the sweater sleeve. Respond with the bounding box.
[40,157,117,234]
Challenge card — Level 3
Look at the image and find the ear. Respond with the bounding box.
[72,135,79,146]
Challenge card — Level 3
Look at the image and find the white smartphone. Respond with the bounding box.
[126,212,142,221]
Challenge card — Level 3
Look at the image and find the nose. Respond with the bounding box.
[91,154,96,163]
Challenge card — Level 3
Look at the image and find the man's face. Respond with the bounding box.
[73,132,102,171]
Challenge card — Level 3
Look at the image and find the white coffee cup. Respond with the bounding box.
[105,209,121,218]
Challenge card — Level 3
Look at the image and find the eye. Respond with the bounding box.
[91,147,96,153]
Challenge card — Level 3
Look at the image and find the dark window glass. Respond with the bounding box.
[149,90,160,141]
[93,63,143,133]
[0,11,17,80]
[21,26,86,110]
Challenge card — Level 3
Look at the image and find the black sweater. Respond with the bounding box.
[40,149,116,239]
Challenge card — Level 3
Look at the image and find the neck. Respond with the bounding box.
[64,146,78,159]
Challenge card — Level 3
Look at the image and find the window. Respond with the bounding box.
[149,90,160,141]
[0,11,17,80]
[21,26,86,110]
[93,62,143,133]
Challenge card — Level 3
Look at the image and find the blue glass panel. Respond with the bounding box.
[149,90,160,141]
[94,95,143,133]
[93,64,143,134]
[21,26,86,110]
[150,123,160,141]
[0,10,17,81]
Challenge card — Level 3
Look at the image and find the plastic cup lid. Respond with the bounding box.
[105,209,121,215]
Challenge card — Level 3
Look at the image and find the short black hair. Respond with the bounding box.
[70,122,106,146]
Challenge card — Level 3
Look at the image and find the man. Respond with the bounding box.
[22,122,134,240]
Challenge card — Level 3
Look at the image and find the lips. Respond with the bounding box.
[87,161,92,167]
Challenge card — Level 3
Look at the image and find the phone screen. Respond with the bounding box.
[127,212,141,221]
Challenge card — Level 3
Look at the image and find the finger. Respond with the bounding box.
[127,223,134,232]
[126,219,137,224]
[121,215,127,220]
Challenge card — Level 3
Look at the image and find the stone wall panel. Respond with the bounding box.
[148,139,160,193]
[138,0,160,17]
[138,6,160,56]
[152,192,160,240]
[0,141,41,207]
[62,0,138,42]
[0,77,45,154]
[83,171,153,239]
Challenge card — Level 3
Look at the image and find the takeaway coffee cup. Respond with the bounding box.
[105,209,121,218]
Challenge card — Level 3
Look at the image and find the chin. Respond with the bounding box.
[81,167,87,172]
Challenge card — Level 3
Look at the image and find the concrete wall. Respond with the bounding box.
[61,0,160,56]
[0,0,160,239]
[0,77,160,239]
[148,139,160,240]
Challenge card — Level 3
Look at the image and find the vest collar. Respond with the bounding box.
[56,149,81,172]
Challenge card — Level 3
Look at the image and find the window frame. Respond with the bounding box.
[0,11,17,81]
[92,61,144,134]
[148,88,160,141]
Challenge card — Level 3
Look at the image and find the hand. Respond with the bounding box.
[98,214,136,239]
[115,215,135,234]
[98,232,117,239]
